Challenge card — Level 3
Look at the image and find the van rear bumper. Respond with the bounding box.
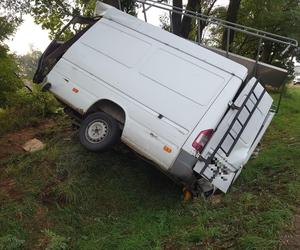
[168,150,197,185]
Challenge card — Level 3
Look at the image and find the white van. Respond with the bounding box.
[34,3,274,195]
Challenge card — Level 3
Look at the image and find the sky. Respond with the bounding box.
[6,15,51,55]
[5,0,230,55]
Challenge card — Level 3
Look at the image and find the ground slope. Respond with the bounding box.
[0,88,299,249]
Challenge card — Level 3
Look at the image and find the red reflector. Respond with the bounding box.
[192,129,214,152]
[72,88,79,93]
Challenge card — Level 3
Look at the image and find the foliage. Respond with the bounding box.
[209,0,300,67]
[0,46,22,108]
[236,0,300,64]
[0,0,30,18]
[0,87,299,249]
[30,0,136,39]
[16,48,42,79]
[0,1,59,136]
[0,85,59,135]
[0,4,23,108]
[31,0,90,39]
[0,16,19,42]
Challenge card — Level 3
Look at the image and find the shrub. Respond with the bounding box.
[0,85,59,135]
[0,46,22,107]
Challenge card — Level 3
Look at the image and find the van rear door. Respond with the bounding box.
[193,77,275,193]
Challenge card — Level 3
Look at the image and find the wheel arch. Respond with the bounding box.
[85,99,127,125]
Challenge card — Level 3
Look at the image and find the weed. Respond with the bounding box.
[39,230,69,250]
[0,235,25,250]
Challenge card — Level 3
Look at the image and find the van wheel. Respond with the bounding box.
[79,112,120,152]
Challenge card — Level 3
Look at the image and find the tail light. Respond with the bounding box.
[192,129,214,152]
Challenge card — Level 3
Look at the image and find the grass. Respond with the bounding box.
[0,87,300,249]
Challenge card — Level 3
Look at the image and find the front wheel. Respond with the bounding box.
[79,112,121,152]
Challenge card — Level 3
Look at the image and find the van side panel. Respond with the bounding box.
[103,7,248,80]
[61,19,233,131]
[139,48,225,106]
[46,16,242,170]
[47,60,186,169]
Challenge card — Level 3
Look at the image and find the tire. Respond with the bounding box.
[79,112,121,152]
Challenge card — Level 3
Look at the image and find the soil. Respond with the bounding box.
[0,119,57,159]
[0,178,23,201]
[281,210,300,249]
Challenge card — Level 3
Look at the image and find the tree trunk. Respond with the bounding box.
[103,0,120,9]
[180,0,197,39]
[172,0,183,36]
[198,0,217,42]
[261,42,273,63]
[222,0,241,50]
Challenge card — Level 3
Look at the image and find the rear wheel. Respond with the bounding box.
[79,112,120,152]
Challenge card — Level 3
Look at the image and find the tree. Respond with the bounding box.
[0,17,22,107]
[0,0,30,19]
[30,0,136,39]
[17,48,42,79]
[171,0,218,39]
[221,0,241,50]
[0,16,19,42]
[0,47,22,107]
[236,0,300,65]
[172,0,183,36]
[205,0,299,67]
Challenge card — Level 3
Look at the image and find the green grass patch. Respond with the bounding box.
[0,88,300,249]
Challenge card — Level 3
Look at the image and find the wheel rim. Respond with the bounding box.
[85,119,109,143]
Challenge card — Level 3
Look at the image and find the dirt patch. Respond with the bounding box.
[0,119,57,159]
[289,83,300,88]
[0,178,24,201]
[281,210,300,249]
[34,205,52,229]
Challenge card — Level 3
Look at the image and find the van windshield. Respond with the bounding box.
[33,16,99,83]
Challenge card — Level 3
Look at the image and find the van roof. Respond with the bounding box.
[98,3,248,80]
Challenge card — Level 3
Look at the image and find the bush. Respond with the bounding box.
[0,85,59,135]
[7,85,58,116]
[0,46,22,107]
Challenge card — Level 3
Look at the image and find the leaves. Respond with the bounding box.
[0,46,22,108]
[0,16,19,42]
[30,0,135,39]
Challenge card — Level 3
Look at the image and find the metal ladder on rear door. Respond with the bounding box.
[198,78,266,179]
